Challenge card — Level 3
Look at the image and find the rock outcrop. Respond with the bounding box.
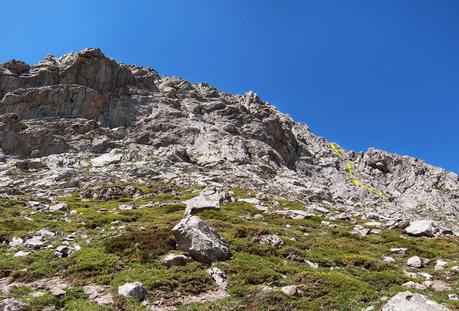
[0,48,458,233]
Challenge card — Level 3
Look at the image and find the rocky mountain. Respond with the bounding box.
[0,48,457,310]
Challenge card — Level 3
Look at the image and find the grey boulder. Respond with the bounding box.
[405,220,437,237]
[117,282,147,301]
[382,291,450,311]
[183,188,226,215]
[172,216,230,264]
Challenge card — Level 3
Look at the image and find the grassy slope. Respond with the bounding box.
[0,183,457,311]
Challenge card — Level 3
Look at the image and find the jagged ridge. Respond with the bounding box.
[0,48,458,232]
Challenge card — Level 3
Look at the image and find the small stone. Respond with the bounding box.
[364,221,382,227]
[118,202,136,211]
[252,234,284,248]
[95,294,114,305]
[161,253,192,267]
[402,281,427,290]
[31,291,45,298]
[369,229,381,235]
[448,294,458,301]
[435,259,448,271]
[9,237,23,247]
[13,251,30,257]
[418,272,433,280]
[55,246,71,258]
[407,256,423,268]
[117,282,147,301]
[305,260,319,269]
[207,267,227,289]
[429,280,451,292]
[383,256,395,263]
[351,225,369,236]
[310,204,329,214]
[280,285,304,297]
[405,220,437,237]
[36,228,55,237]
[276,209,314,220]
[24,236,45,249]
[390,248,407,255]
[239,198,261,205]
[49,203,68,212]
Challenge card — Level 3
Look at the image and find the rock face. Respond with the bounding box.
[382,291,450,311]
[172,216,230,263]
[0,48,458,232]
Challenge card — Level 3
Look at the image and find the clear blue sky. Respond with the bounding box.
[1,0,458,173]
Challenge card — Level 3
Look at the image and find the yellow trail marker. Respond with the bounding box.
[329,143,389,201]
[330,143,344,158]
[347,162,353,177]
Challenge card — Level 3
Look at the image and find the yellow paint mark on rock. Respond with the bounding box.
[330,143,389,200]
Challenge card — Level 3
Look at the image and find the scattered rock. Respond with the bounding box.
[48,203,68,212]
[30,277,70,297]
[428,280,452,292]
[172,216,230,264]
[91,150,123,167]
[390,248,407,255]
[435,259,448,271]
[36,228,55,237]
[305,260,319,269]
[280,285,304,297]
[8,237,23,247]
[406,256,423,268]
[117,202,136,211]
[24,236,45,249]
[55,245,72,258]
[0,298,25,311]
[117,282,147,301]
[276,209,314,219]
[13,251,30,257]
[238,198,261,205]
[383,256,395,263]
[405,220,437,237]
[161,253,192,267]
[351,225,370,236]
[448,294,458,301]
[252,234,284,248]
[402,281,427,290]
[184,189,224,215]
[84,284,114,305]
[207,267,227,289]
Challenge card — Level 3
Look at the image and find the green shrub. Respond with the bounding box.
[104,227,175,262]
[74,248,119,277]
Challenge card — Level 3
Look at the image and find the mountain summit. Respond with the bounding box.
[0,49,458,310]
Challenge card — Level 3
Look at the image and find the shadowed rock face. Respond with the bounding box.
[0,48,458,231]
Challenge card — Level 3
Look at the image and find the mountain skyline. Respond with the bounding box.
[1,1,458,174]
